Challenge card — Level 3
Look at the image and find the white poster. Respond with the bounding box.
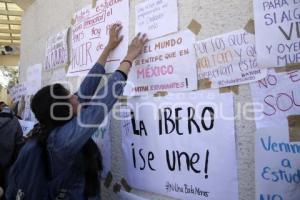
[250,69,300,129]
[92,113,111,178]
[119,191,149,200]
[253,0,300,68]
[135,0,178,39]
[121,91,238,200]
[195,29,267,88]
[18,120,35,136]
[26,64,42,95]
[44,29,69,70]
[67,0,129,76]
[124,30,198,96]
[9,83,27,103]
[256,127,300,200]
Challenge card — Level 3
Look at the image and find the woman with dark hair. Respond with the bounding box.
[6,24,147,200]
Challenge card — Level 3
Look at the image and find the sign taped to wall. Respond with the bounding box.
[44,29,69,70]
[195,29,267,88]
[121,90,238,200]
[135,0,178,39]
[253,0,300,68]
[67,0,129,76]
[123,30,198,96]
[250,69,300,129]
[256,126,300,200]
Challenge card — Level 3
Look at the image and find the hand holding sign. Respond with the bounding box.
[107,23,124,51]
[125,33,149,62]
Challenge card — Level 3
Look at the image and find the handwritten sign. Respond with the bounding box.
[250,69,300,129]
[123,30,198,96]
[92,113,111,178]
[44,29,69,70]
[121,91,238,200]
[256,127,300,200]
[18,120,35,137]
[253,0,300,68]
[8,83,27,103]
[135,0,178,39]
[67,0,129,76]
[195,29,267,88]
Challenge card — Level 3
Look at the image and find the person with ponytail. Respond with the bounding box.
[6,24,147,200]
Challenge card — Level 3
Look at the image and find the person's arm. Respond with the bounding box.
[51,33,148,160]
[77,24,124,103]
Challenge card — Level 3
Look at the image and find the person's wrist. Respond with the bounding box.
[124,54,135,62]
[105,45,113,52]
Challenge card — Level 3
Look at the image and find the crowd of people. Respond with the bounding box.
[0,24,147,200]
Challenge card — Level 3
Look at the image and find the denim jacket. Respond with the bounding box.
[47,63,126,200]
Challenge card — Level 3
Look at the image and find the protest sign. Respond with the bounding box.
[18,120,35,137]
[250,69,300,129]
[195,29,267,88]
[9,83,27,103]
[92,113,111,178]
[135,0,178,39]
[44,29,69,70]
[119,190,149,200]
[121,90,238,200]
[256,126,300,200]
[123,30,198,96]
[253,0,300,68]
[67,0,129,76]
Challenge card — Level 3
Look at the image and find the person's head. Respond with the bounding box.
[0,101,7,112]
[31,84,79,129]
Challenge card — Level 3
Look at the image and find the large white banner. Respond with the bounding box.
[250,69,300,129]
[256,127,300,200]
[124,30,198,96]
[121,91,238,200]
[44,29,69,70]
[135,0,178,39]
[253,0,300,68]
[195,29,267,88]
[67,0,129,76]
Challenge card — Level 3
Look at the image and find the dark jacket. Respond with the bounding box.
[47,63,126,200]
[0,108,24,187]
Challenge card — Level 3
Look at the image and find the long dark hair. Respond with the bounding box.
[30,84,102,197]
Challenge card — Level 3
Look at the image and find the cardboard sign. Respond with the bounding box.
[92,113,111,178]
[123,30,198,96]
[67,0,129,76]
[253,0,300,68]
[135,0,178,39]
[195,29,267,88]
[256,127,300,200]
[250,69,300,129]
[18,120,35,136]
[44,29,69,70]
[121,90,238,200]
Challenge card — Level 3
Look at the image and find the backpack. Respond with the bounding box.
[5,139,76,200]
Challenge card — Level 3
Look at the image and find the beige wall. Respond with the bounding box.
[19,0,256,199]
[0,55,19,66]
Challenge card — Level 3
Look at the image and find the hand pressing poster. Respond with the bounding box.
[135,0,178,39]
[250,69,300,129]
[256,126,300,200]
[44,29,69,70]
[195,29,267,88]
[123,30,198,96]
[253,0,300,68]
[67,0,129,76]
[121,90,238,200]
